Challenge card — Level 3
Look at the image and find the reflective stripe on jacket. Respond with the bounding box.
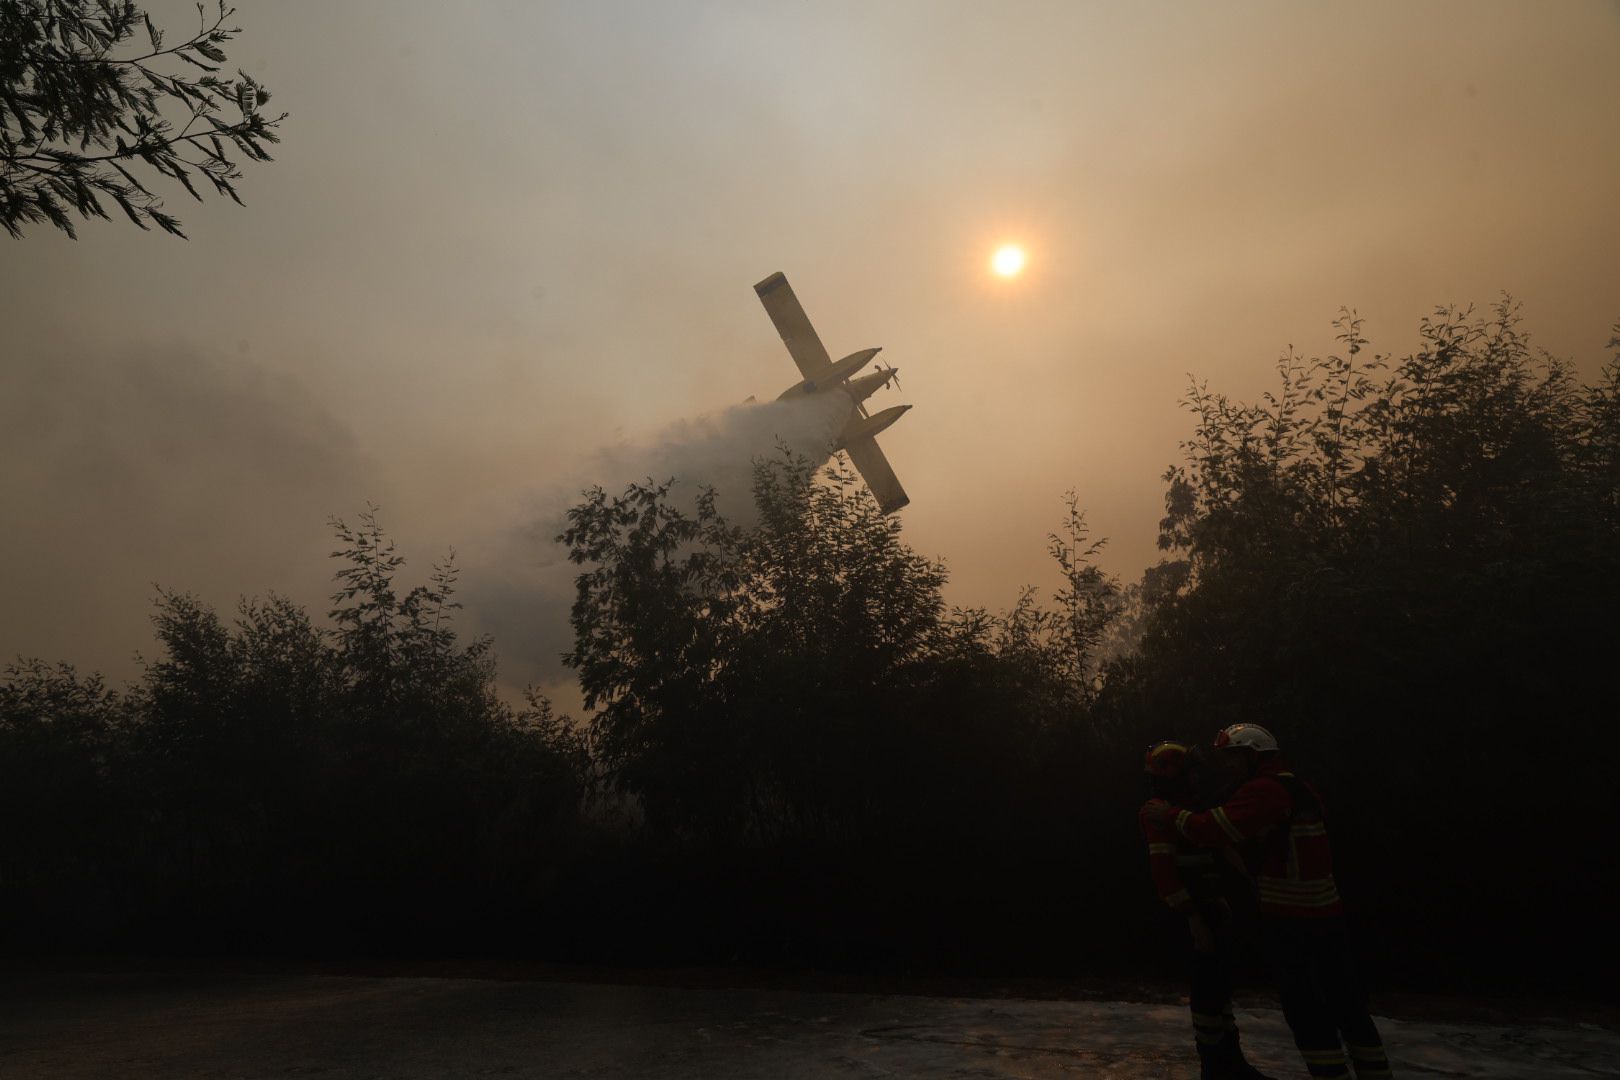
[1171,757,1344,919]
[1139,809,1220,914]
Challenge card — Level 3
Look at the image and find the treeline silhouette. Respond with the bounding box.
[4,301,1616,991]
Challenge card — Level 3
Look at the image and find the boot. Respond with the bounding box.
[1212,1032,1277,1080]
[1195,1031,1223,1079]
[1198,1040,1255,1080]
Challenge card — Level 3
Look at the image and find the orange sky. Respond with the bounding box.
[4,1,1619,696]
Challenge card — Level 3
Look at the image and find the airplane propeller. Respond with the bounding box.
[878,360,903,392]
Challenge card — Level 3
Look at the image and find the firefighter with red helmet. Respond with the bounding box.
[1141,741,1273,1080]
[1144,724,1393,1080]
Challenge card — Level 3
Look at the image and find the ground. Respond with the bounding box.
[2,970,1616,1079]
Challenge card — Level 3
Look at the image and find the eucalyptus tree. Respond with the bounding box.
[1,0,284,238]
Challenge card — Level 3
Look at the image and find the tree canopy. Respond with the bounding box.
[1114,301,1620,968]
[560,454,1118,849]
[3,301,1616,985]
[1,0,284,238]
[0,508,587,949]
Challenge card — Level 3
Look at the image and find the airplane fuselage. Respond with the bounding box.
[776,347,882,400]
[779,349,905,452]
[776,348,901,418]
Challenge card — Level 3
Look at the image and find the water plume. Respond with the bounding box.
[460,393,855,692]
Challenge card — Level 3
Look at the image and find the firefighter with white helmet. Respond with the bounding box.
[1144,724,1393,1080]
[1213,723,1278,753]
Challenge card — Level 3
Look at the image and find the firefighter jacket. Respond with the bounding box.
[1169,756,1344,919]
[1139,810,1224,916]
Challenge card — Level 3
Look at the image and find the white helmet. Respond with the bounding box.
[1214,723,1278,753]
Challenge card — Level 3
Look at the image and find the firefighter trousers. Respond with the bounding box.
[1188,902,1245,1071]
[1262,917,1391,1079]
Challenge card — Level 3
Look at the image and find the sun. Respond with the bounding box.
[990,243,1026,278]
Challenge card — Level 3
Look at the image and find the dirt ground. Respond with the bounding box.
[2,968,1617,1079]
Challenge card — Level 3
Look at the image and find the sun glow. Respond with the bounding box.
[991,244,1027,278]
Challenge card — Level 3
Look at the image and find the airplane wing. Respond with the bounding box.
[754,272,831,379]
[843,436,910,515]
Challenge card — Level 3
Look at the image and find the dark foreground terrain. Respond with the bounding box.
[2,969,1616,1078]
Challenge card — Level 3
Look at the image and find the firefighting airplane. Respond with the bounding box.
[754,272,911,514]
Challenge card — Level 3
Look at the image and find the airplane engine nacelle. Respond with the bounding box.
[834,404,910,450]
[844,367,899,406]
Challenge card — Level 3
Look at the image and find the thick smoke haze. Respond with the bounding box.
[0,333,848,696]
[4,0,1618,690]
[0,346,379,675]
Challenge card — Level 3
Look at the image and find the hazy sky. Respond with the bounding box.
[4,1,1619,698]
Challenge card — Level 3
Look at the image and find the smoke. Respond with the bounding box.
[0,345,381,682]
[589,392,854,525]
[460,393,854,691]
[0,334,854,703]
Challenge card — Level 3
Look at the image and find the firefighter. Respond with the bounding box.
[1143,724,1393,1080]
[1140,741,1274,1080]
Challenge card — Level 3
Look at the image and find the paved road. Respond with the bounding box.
[2,972,1616,1078]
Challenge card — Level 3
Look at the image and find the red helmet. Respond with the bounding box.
[1144,741,1191,778]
